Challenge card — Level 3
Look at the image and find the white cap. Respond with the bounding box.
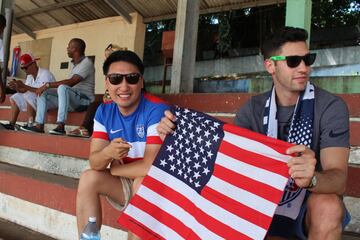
[89,216,96,222]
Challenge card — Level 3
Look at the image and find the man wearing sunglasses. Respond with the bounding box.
[157,27,350,239]
[1,53,55,130]
[22,38,94,134]
[76,50,169,240]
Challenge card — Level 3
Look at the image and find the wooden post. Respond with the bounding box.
[170,0,199,93]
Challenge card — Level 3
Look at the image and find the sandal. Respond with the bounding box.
[67,127,90,138]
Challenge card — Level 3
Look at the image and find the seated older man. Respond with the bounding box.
[1,53,55,130]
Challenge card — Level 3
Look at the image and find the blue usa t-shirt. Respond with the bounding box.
[93,92,169,163]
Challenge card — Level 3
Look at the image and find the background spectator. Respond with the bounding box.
[1,53,55,130]
[22,38,95,134]
[67,43,126,138]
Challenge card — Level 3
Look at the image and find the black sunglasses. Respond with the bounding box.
[107,73,142,85]
[270,53,316,68]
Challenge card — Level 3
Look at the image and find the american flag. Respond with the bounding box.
[118,106,293,240]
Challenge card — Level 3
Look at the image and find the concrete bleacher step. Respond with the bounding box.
[0,217,57,240]
[1,93,360,144]
[0,162,127,240]
[0,107,86,127]
[0,95,86,127]
[0,130,89,159]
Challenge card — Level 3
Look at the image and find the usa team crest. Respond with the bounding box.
[136,124,145,138]
[279,178,302,206]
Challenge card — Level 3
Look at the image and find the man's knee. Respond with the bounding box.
[306,193,344,229]
[78,169,104,192]
[57,84,70,95]
[37,90,48,101]
[24,100,36,111]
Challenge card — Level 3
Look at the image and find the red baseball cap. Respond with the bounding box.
[20,53,39,68]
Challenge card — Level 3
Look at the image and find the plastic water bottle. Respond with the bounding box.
[80,216,101,240]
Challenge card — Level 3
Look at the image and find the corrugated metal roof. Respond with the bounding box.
[12,0,283,36]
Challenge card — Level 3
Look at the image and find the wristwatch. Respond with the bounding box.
[46,83,50,88]
[305,175,317,189]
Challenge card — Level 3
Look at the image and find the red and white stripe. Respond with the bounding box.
[119,125,292,240]
[92,119,108,140]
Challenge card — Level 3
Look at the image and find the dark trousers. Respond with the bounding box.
[82,101,102,135]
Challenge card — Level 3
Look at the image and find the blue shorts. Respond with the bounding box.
[268,196,351,239]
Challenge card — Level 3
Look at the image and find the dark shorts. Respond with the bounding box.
[267,196,351,239]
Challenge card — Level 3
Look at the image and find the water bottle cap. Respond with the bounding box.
[88,216,96,222]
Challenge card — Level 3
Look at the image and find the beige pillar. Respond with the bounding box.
[131,13,146,59]
[286,0,312,43]
[171,0,200,93]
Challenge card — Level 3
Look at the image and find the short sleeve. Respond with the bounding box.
[48,72,56,82]
[42,71,56,83]
[319,98,350,149]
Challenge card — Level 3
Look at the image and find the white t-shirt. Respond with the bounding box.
[24,67,56,87]
[10,67,56,112]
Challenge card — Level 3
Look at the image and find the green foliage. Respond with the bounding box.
[218,13,232,55]
[312,0,360,27]
[144,20,176,57]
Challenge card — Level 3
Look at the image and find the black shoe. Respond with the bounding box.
[0,123,15,130]
[20,125,45,133]
[49,125,66,135]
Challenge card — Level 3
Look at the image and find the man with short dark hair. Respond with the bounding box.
[76,50,169,240]
[157,27,350,239]
[22,38,95,134]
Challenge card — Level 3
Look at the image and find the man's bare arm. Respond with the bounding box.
[89,138,131,170]
[312,147,349,195]
[110,144,161,179]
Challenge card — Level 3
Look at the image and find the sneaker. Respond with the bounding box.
[20,125,45,133]
[17,123,31,131]
[49,125,66,135]
[0,123,15,130]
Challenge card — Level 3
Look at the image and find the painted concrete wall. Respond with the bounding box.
[145,45,360,83]
[192,75,360,94]
[9,13,146,94]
